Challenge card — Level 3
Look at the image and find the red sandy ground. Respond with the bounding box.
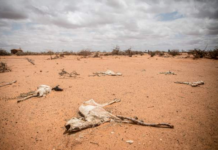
[0,55,218,150]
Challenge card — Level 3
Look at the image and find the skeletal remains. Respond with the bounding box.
[174,81,204,87]
[59,69,80,78]
[89,70,122,77]
[17,85,51,103]
[17,85,63,103]
[160,71,176,75]
[65,99,174,133]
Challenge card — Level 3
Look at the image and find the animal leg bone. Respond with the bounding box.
[117,115,174,128]
[100,98,121,107]
[17,93,38,103]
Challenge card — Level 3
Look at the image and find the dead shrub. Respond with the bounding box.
[207,48,218,59]
[0,62,11,73]
[111,46,120,55]
[154,51,164,56]
[77,50,91,57]
[188,49,206,59]
[168,50,180,56]
[0,49,11,56]
[125,48,133,57]
[148,51,156,57]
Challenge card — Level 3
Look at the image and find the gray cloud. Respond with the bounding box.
[0,0,28,19]
[0,0,218,51]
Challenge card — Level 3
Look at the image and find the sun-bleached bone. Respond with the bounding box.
[89,70,122,77]
[174,81,204,87]
[65,99,174,133]
[17,85,51,103]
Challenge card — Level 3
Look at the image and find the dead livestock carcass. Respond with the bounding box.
[174,81,204,87]
[65,99,174,133]
[89,70,122,77]
[17,85,63,103]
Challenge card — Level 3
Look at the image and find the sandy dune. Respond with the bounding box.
[0,55,218,150]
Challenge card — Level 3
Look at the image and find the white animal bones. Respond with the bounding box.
[65,99,174,133]
[174,81,204,87]
[90,70,122,77]
[17,85,51,103]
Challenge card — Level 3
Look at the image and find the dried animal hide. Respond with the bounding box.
[17,85,51,103]
[65,99,174,133]
[90,70,122,77]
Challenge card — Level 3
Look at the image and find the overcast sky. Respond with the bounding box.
[0,0,218,52]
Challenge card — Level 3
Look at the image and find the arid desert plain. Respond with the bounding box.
[0,54,218,150]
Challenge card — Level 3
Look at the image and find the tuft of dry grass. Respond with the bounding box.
[0,62,11,73]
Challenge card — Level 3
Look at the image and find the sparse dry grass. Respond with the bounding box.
[0,62,11,73]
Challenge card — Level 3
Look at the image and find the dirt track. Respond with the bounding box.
[0,55,218,150]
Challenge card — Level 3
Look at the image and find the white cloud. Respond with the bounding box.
[0,0,218,52]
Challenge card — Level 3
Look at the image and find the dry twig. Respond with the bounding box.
[0,80,17,87]
[26,58,35,65]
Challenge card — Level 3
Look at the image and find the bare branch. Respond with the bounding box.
[26,58,35,65]
[0,80,17,87]
[116,115,174,128]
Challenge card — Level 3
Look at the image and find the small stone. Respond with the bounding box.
[126,140,134,144]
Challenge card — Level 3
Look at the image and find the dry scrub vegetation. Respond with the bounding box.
[0,46,218,59]
[0,62,11,73]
